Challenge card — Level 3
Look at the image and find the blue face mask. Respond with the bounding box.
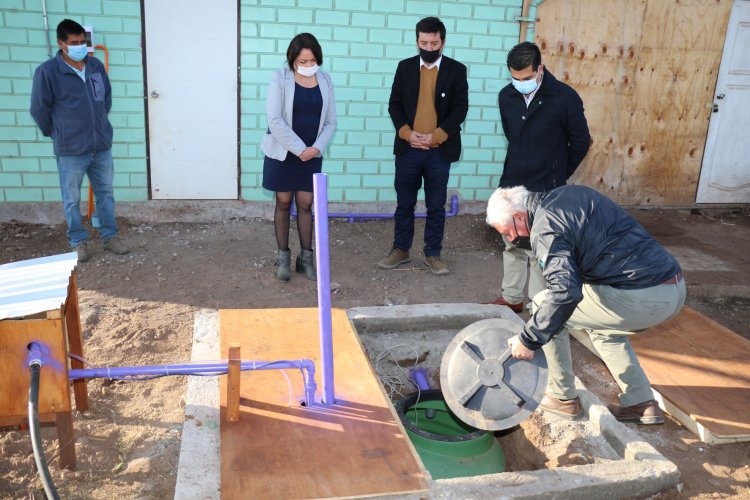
[511,78,538,95]
[65,44,88,62]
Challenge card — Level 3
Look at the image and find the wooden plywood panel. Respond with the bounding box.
[629,307,750,439]
[219,308,427,499]
[535,0,732,205]
[0,318,70,417]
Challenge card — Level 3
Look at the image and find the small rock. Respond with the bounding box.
[673,441,690,452]
[126,456,153,474]
[707,478,722,488]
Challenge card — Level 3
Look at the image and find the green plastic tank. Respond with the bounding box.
[395,389,505,480]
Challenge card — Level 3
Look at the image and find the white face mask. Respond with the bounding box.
[296,64,319,77]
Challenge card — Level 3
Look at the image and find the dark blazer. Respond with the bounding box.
[498,68,590,191]
[388,55,469,163]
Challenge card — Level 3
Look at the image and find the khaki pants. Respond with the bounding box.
[534,278,686,406]
[501,236,545,308]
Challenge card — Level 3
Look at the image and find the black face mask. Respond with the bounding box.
[510,219,532,250]
[419,48,441,64]
[510,235,531,250]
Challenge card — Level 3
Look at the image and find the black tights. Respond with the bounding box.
[274,191,313,251]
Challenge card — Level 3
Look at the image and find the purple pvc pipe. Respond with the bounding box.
[409,368,431,391]
[313,173,335,405]
[292,194,459,222]
[69,359,318,406]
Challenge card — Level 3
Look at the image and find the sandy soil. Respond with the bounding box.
[0,208,749,499]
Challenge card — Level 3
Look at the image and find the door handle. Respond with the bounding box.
[150,90,160,98]
[716,94,725,99]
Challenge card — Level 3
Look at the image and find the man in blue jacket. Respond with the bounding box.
[487,185,686,425]
[488,42,589,311]
[30,19,129,262]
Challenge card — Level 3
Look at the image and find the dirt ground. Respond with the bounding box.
[0,206,749,499]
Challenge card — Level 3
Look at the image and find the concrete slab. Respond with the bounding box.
[174,309,220,500]
[176,305,679,499]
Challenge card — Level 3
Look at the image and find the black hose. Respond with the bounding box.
[28,363,60,500]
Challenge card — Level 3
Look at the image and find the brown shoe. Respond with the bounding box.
[608,399,664,425]
[485,296,523,313]
[377,248,410,269]
[538,394,582,420]
[424,256,449,275]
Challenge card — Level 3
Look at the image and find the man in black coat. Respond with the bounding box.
[487,185,685,425]
[488,41,590,311]
[377,16,469,275]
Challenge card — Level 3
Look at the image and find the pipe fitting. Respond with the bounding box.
[26,342,44,368]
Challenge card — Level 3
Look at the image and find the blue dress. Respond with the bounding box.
[262,83,323,193]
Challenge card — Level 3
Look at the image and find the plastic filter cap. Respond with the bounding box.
[440,318,548,431]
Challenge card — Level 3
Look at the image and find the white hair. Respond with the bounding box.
[486,186,530,226]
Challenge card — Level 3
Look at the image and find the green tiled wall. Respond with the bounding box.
[2,1,522,204]
[241,0,521,203]
[0,1,147,203]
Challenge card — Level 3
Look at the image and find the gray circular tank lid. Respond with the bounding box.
[440,318,548,431]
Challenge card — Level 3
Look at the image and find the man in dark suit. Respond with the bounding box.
[487,41,590,310]
[377,16,469,275]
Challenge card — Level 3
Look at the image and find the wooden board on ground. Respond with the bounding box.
[571,307,750,444]
[219,308,428,499]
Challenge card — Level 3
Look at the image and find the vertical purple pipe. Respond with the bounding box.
[313,173,335,404]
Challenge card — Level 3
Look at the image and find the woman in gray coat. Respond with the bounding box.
[261,33,337,282]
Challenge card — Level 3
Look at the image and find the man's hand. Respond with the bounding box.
[408,131,431,150]
[507,335,534,360]
[299,147,320,162]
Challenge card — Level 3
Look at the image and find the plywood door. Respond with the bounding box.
[696,0,750,203]
[534,0,732,205]
[144,0,238,199]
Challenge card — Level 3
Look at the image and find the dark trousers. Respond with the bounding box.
[392,148,451,257]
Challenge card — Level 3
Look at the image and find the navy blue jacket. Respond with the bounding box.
[30,51,113,156]
[520,186,682,350]
[498,68,590,191]
[388,55,469,163]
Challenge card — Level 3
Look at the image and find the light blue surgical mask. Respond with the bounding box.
[65,44,88,62]
[511,78,538,95]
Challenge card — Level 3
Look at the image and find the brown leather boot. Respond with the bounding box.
[377,248,410,269]
[608,399,664,425]
[485,296,523,312]
[538,394,582,420]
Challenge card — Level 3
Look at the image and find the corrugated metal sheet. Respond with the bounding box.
[0,252,78,320]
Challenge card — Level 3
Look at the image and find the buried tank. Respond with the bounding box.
[391,318,547,480]
[395,388,506,479]
[352,305,624,476]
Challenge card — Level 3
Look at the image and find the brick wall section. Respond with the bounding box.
[1,1,521,204]
[0,0,147,203]
[240,0,522,203]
